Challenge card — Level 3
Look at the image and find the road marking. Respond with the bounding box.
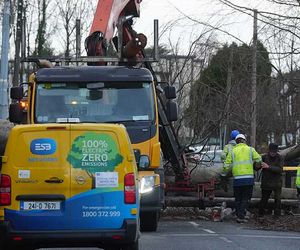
[189,221,199,227]
[160,233,300,240]
[235,234,300,240]
[219,236,232,243]
[164,234,219,237]
[188,222,216,234]
[202,229,216,234]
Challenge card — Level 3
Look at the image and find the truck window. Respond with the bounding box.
[35,82,155,123]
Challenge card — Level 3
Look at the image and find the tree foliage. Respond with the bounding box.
[186,41,272,146]
[33,0,54,56]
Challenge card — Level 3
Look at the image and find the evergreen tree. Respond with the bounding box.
[186,41,272,146]
[33,0,54,56]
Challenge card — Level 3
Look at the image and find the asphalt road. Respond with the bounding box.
[41,218,300,250]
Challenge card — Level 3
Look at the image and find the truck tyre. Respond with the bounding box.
[140,211,158,232]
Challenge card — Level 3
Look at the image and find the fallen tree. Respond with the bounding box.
[279,144,300,161]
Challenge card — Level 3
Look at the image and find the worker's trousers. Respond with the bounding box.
[259,188,281,216]
[233,185,253,219]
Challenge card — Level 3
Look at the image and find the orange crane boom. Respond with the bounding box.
[86,0,145,60]
[90,0,141,40]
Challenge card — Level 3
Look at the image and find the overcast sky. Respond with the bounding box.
[1,0,295,63]
[134,0,274,51]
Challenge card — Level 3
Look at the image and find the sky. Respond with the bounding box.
[0,0,295,65]
[133,0,270,52]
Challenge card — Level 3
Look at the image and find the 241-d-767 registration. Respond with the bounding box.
[21,201,61,210]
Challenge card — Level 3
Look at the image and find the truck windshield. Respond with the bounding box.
[35,82,155,123]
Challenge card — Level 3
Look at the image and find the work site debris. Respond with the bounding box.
[162,207,210,221]
[250,214,300,232]
[161,206,300,232]
[161,205,235,221]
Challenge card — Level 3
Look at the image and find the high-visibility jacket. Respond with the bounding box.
[221,140,236,162]
[296,167,300,189]
[224,143,261,186]
[221,140,236,176]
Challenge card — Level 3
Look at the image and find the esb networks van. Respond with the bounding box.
[0,123,140,250]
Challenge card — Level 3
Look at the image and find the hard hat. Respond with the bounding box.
[235,134,246,141]
[230,130,240,140]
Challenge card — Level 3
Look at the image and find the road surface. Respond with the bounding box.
[41,218,300,250]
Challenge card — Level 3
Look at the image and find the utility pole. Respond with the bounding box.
[250,9,258,147]
[0,0,11,119]
[21,2,27,82]
[190,58,194,141]
[13,0,23,87]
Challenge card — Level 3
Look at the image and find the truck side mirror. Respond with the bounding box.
[9,103,23,124]
[164,85,176,99]
[10,86,24,100]
[166,100,178,121]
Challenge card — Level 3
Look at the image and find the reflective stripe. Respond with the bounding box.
[249,148,253,164]
[233,175,254,179]
[233,160,252,166]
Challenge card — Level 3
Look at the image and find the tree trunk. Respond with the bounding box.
[279,144,300,161]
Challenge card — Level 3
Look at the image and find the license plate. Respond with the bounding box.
[20,201,61,210]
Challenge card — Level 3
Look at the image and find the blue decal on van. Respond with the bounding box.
[30,138,57,155]
[5,190,137,231]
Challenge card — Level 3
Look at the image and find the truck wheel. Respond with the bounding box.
[140,211,158,232]
[122,239,139,250]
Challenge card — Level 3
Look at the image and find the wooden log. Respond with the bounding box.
[279,144,300,161]
[165,195,300,209]
[215,181,298,199]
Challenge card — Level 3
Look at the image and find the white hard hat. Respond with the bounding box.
[235,134,246,141]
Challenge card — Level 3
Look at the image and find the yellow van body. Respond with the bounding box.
[0,123,139,249]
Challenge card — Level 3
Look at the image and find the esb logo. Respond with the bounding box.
[30,138,56,155]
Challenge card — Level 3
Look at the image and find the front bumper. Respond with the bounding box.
[140,185,162,212]
[0,219,138,248]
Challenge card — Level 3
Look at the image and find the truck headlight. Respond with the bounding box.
[139,176,156,194]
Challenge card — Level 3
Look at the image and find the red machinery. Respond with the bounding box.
[85,0,146,62]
